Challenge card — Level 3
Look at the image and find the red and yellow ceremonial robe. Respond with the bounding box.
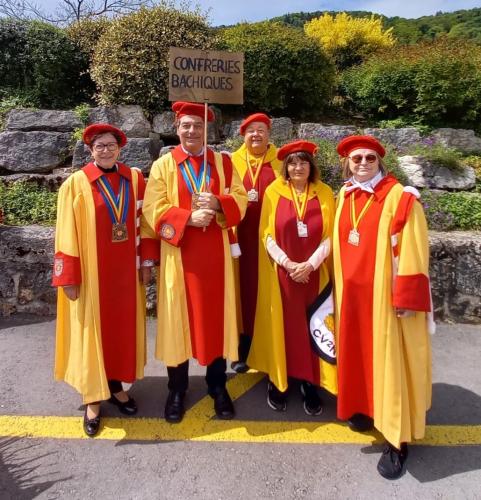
[53,162,158,404]
[247,177,337,394]
[333,174,432,447]
[231,143,281,337]
[142,146,248,367]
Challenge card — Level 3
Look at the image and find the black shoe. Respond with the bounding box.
[83,405,101,437]
[231,360,249,373]
[300,381,323,416]
[108,393,138,415]
[164,391,185,423]
[348,413,374,432]
[210,388,235,419]
[377,442,408,480]
[267,381,287,412]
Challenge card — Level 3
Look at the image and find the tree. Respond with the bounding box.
[304,12,395,69]
[0,0,157,25]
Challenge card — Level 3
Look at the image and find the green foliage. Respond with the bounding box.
[66,17,111,62]
[0,19,91,109]
[406,142,464,171]
[223,136,244,152]
[220,22,335,117]
[91,6,217,113]
[421,190,481,230]
[73,104,90,125]
[340,38,481,130]
[0,93,35,131]
[0,182,57,226]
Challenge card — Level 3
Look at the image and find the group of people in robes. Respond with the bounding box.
[53,101,433,480]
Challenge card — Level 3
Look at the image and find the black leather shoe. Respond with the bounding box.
[267,381,287,412]
[164,391,185,423]
[210,388,235,419]
[348,413,374,432]
[377,442,408,480]
[300,381,323,416]
[83,405,101,437]
[108,393,138,415]
[231,361,249,373]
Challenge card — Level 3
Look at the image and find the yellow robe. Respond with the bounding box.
[54,167,150,404]
[248,177,337,394]
[333,181,432,447]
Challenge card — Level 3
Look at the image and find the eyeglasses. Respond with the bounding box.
[93,142,118,152]
[349,154,378,164]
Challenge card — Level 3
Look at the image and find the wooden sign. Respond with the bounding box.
[169,47,244,105]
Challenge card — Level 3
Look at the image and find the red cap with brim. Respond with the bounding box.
[83,124,127,147]
[172,101,215,122]
[277,140,318,161]
[239,113,272,135]
[336,135,385,158]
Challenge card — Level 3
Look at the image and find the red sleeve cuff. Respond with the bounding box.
[393,273,431,312]
[155,206,191,247]
[140,237,160,261]
[52,252,81,287]
[217,195,242,228]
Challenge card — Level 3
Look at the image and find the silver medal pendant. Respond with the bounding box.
[348,228,360,246]
[247,188,259,202]
[297,220,308,238]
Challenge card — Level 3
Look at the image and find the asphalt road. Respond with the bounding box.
[0,317,480,499]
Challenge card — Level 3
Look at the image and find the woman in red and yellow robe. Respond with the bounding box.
[248,141,337,415]
[333,135,433,479]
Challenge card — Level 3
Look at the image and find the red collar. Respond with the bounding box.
[82,162,132,183]
[171,145,216,166]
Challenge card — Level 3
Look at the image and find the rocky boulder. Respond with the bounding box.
[226,117,293,144]
[6,109,82,132]
[398,155,476,190]
[88,105,151,137]
[297,124,356,142]
[363,127,421,151]
[432,128,481,154]
[0,131,71,173]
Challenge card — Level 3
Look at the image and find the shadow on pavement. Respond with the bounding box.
[0,314,55,329]
[0,437,71,499]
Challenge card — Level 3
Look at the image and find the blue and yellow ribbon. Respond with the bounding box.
[179,158,211,194]
[96,176,130,225]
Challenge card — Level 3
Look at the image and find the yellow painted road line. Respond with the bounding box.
[1,374,480,445]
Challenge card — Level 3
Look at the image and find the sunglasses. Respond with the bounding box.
[349,154,378,164]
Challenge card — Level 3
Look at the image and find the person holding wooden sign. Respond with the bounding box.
[53,124,158,437]
[143,101,248,423]
[230,113,282,373]
[332,135,433,479]
[247,140,337,415]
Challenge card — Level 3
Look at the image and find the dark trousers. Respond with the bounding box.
[108,379,123,394]
[237,333,252,363]
[167,357,227,394]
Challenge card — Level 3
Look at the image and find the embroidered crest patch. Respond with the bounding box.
[160,223,175,240]
[54,258,64,277]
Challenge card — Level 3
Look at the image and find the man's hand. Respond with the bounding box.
[289,261,314,284]
[396,308,415,318]
[196,192,220,211]
[188,209,216,227]
[63,285,79,301]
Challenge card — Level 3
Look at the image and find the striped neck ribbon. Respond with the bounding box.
[179,158,211,194]
[96,175,130,225]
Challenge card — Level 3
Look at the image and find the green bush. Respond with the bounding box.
[91,6,217,113]
[406,142,465,171]
[422,190,481,230]
[340,38,481,130]
[0,19,90,108]
[220,22,335,118]
[0,182,57,226]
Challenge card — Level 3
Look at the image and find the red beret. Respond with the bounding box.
[239,113,272,135]
[277,140,318,161]
[83,124,127,147]
[172,101,215,122]
[336,135,385,158]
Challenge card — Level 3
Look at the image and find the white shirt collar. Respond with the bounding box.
[181,144,204,157]
[345,170,384,194]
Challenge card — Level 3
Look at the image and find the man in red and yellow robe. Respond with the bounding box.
[143,102,247,423]
[231,113,281,371]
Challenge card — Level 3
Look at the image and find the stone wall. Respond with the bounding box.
[0,225,479,323]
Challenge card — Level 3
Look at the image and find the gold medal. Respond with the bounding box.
[191,192,201,209]
[112,222,128,242]
[348,228,360,246]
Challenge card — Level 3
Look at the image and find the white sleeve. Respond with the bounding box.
[266,235,289,267]
[307,237,331,270]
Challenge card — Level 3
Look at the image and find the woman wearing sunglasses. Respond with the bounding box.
[332,135,433,479]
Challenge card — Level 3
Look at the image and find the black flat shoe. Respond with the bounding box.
[231,360,249,373]
[210,388,235,419]
[267,381,287,412]
[164,390,185,423]
[108,393,138,415]
[377,442,408,480]
[348,413,374,432]
[83,406,101,437]
[300,382,323,416]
